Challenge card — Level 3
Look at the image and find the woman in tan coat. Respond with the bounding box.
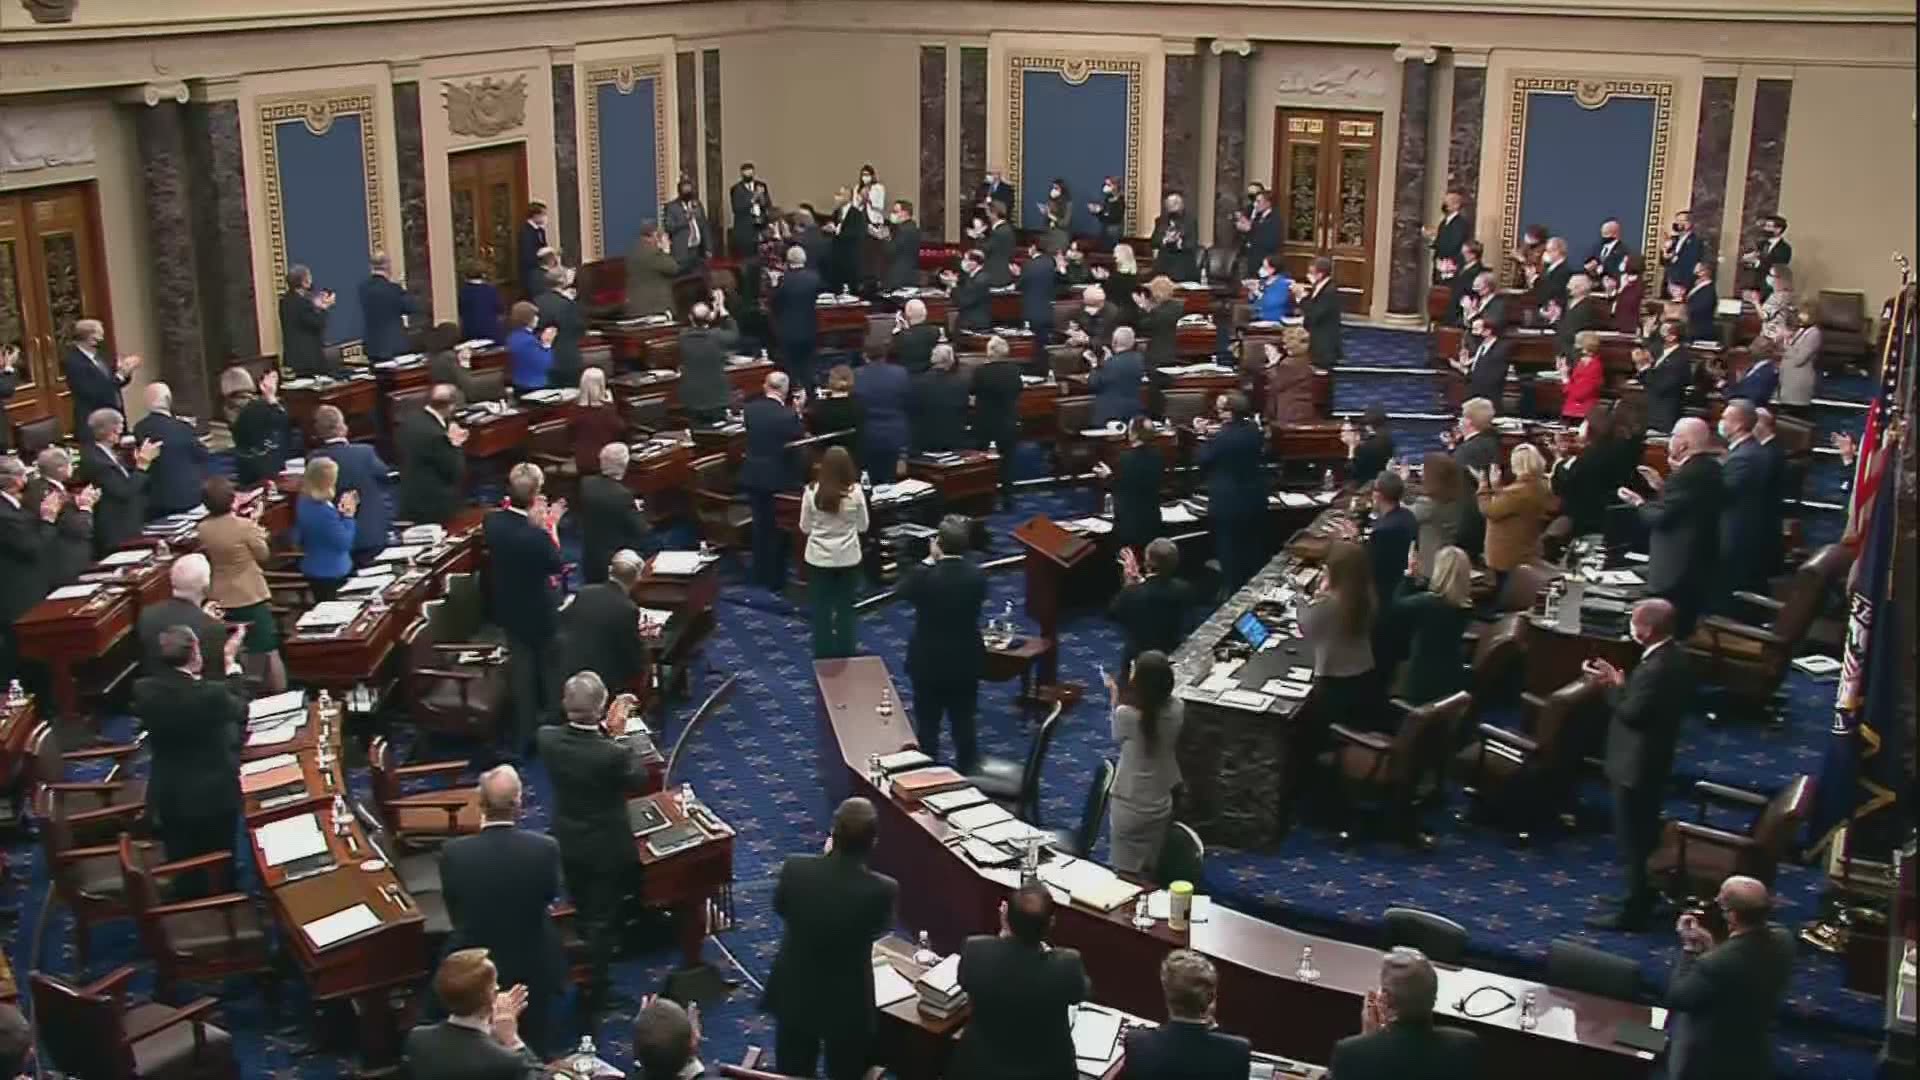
[1474,442,1554,587]
[196,475,287,691]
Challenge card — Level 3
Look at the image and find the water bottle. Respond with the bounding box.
[1199,261,1209,287]
[1131,894,1153,929]
[913,930,940,967]
[317,688,333,716]
[332,794,350,837]
[1019,836,1042,887]
[867,753,884,788]
[1518,990,1539,1031]
[859,470,872,494]
[678,782,695,815]
[698,539,713,561]
[1296,945,1320,983]
[1322,468,1337,492]
[5,680,23,708]
[572,1035,598,1075]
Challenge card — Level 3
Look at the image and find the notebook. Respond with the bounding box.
[890,767,969,800]
[644,821,706,858]
[627,799,670,837]
[947,803,1013,832]
[922,787,990,815]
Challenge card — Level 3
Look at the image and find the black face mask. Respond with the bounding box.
[680,188,696,201]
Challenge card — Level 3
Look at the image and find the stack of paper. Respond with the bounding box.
[255,813,329,867]
[240,754,305,794]
[372,544,426,563]
[250,690,306,721]
[46,583,104,601]
[1274,491,1319,509]
[302,903,381,949]
[1064,518,1114,535]
[97,549,151,567]
[873,959,918,1008]
[1072,1005,1126,1074]
[339,574,395,595]
[873,478,936,502]
[947,802,1013,833]
[650,550,704,575]
[296,601,365,630]
[1160,503,1200,525]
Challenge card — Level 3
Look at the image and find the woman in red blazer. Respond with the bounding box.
[1558,330,1607,422]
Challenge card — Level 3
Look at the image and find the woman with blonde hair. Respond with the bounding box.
[799,446,869,658]
[1475,442,1554,589]
[295,456,359,600]
[1389,544,1474,704]
[571,365,626,474]
[1106,243,1141,318]
[1137,275,1182,413]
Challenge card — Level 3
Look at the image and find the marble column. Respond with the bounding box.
[702,48,724,232]
[959,47,987,209]
[1445,63,1485,228]
[1162,51,1201,224]
[1385,45,1438,318]
[1689,77,1737,265]
[391,82,432,313]
[675,51,698,187]
[1210,42,1250,248]
[552,65,581,264]
[184,99,258,363]
[919,45,948,241]
[1740,80,1794,241]
[132,95,214,416]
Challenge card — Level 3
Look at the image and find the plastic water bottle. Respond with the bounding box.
[698,539,713,561]
[1518,990,1539,1031]
[678,782,695,815]
[1296,945,1320,983]
[867,753,884,788]
[913,930,941,967]
[4,680,24,708]
[572,1036,598,1075]
[1322,468,1337,492]
[859,470,872,494]
[1132,894,1154,929]
[331,795,350,837]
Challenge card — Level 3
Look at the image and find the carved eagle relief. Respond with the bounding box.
[444,75,530,139]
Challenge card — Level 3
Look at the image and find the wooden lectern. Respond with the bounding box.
[1011,515,1095,699]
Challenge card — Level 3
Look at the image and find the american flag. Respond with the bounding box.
[1839,275,1909,551]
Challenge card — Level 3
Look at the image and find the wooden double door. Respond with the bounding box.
[448,143,530,300]
[1272,108,1383,316]
[0,183,112,436]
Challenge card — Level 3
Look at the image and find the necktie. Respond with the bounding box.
[686,206,700,247]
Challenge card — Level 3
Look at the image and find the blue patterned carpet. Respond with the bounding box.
[2,326,1886,1078]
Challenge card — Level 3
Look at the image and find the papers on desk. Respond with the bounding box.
[1146,889,1213,923]
[1161,361,1230,375]
[971,818,1049,848]
[960,837,1019,867]
[339,573,395,595]
[256,813,330,868]
[241,753,300,776]
[1196,659,1244,695]
[1072,1005,1125,1071]
[1623,551,1650,564]
[922,787,989,815]
[1273,491,1320,509]
[249,690,306,722]
[1715,298,1745,317]
[872,478,936,502]
[520,387,577,404]
[873,959,918,1008]
[947,802,1013,833]
[97,548,151,567]
[302,903,381,950]
[1064,517,1114,535]
[296,601,366,631]
[46,582,104,601]
[649,550,707,575]
[1219,688,1277,711]
[240,757,305,795]
[1793,655,1843,678]
[372,544,426,563]
[1160,502,1200,525]
[1039,857,1143,912]
[1259,679,1312,700]
[1019,373,1050,386]
[400,524,447,547]
[916,953,963,997]
[1591,569,1645,587]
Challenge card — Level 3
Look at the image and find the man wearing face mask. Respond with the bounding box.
[1238,188,1280,278]
[1619,417,1723,635]
[1451,314,1510,405]
[1447,242,1486,323]
[943,249,993,333]
[664,178,711,275]
[1150,192,1196,281]
[1066,284,1123,353]
[1662,209,1700,292]
[1300,256,1344,367]
[976,167,1014,218]
[1740,215,1792,296]
[1714,400,1777,597]
[1019,242,1064,362]
[1251,257,1294,322]
[730,163,771,258]
[882,200,922,292]
[1424,190,1471,283]
[1089,176,1125,249]
[981,200,1016,288]
[1582,218,1631,280]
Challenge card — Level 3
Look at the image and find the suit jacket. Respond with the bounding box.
[854,363,910,451]
[899,556,986,684]
[440,825,566,999]
[518,221,551,296]
[198,512,272,609]
[664,199,712,271]
[729,180,769,253]
[1751,236,1793,279]
[971,358,1023,436]
[1119,1020,1250,1080]
[63,346,130,424]
[678,321,741,415]
[771,269,823,348]
[1430,212,1471,267]
[23,478,92,588]
[1352,430,1396,486]
[1554,296,1606,358]
[396,409,466,524]
[1718,438,1777,592]
[1478,479,1552,572]
[1137,303,1181,371]
[403,1021,543,1080]
[1109,444,1164,552]
[1777,327,1820,406]
[1453,430,1502,477]
[1328,1022,1482,1080]
[1301,279,1344,366]
[279,292,333,376]
[1244,209,1282,273]
[532,723,650,869]
[1666,926,1794,1080]
[556,580,646,693]
[1551,435,1642,537]
[1019,257,1060,334]
[1663,230,1701,291]
[976,178,1016,214]
[1585,237,1633,279]
[229,398,292,485]
[908,370,972,453]
[1199,420,1266,522]
[1068,302,1124,351]
[359,275,416,360]
[625,245,679,318]
[1090,350,1146,426]
[1726,359,1778,407]
[0,494,55,624]
[1685,282,1719,341]
[428,350,487,406]
[1461,338,1511,403]
[533,288,586,385]
[578,474,651,587]
[1265,360,1318,425]
[1641,453,1724,601]
[1533,260,1574,310]
[954,935,1089,1080]
[484,509,563,642]
[984,222,1017,286]
[740,396,803,492]
[313,439,394,554]
[130,411,208,517]
[78,442,147,555]
[458,280,504,345]
[1390,583,1473,706]
[892,323,941,375]
[1602,638,1691,789]
[1611,279,1647,334]
[131,667,245,823]
[952,268,993,332]
[136,597,225,677]
[763,852,899,1037]
[1109,573,1192,663]
[1368,505,1418,605]
[1639,348,1693,433]
[884,221,923,291]
[1149,212,1196,281]
[1447,263,1485,323]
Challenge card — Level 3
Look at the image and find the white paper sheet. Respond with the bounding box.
[97,549,151,567]
[302,903,381,949]
[947,803,1013,832]
[1071,1005,1124,1063]
[916,953,963,996]
[296,601,365,629]
[649,550,704,575]
[255,813,329,867]
[46,583,102,601]
[873,960,918,1008]
[1160,503,1199,524]
[1146,890,1214,923]
[372,545,426,563]
[249,690,307,720]
[1064,517,1113,535]
[338,575,395,595]
[971,818,1048,847]
[239,753,300,776]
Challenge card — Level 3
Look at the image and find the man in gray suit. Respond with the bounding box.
[677,294,741,424]
[1665,875,1793,1080]
[663,179,712,275]
[1329,947,1481,1080]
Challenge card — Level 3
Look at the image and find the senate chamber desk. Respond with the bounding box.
[814,655,1660,1080]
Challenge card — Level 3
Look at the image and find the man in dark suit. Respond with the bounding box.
[1300,256,1344,368]
[771,247,823,391]
[397,385,469,525]
[1120,950,1250,1080]
[982,202,1017,287]
[1553,274,1606,359]
[1426,191,1471,281]
[1451,314,1511,404]
[898,516,987,772]
[516,203,551,299]
[664,180,712,275]
[764,797,899,1080]
[971,334,1024,499]
[438,766,565,1057]
[1344,406,1397,487]
[1715,400,1776,598]
[891,299,941,375]
[24,447,95,588]
[0,455,59,683]
[62,318,139,439]
[1240,188,1282,276]
[1666,875,1795,1080]
[1089,328,1147,427]
[130,382,208,518]
[1446,244,1486,323]
[532,267,586,390]
[975,169,1014,217]
[1634,323,1693,434]
[77,408,155,555]
[1584,218,1633,281]
[1723,352,1778,408]
[279,265,338,378]
[484,464,566,755]
[556,548,648,695]
[1108,538,1194,669]
[1450,397,1502,477]
[955,884,1090,1080]
[1683,263,1719,342]
[1532,237,1574,313]
[947,249,993,333]
[882,200,923,292]
[1458,268,1508,333]
[1365,472,1418,605]
[359,252,417,364]
[742,372,803,591]
[1065,284,1124,354]
[404,949,543,1080]
[580,450,653,588]
[534,673,651,1015]
[1662,209,1701,293]
[908,346,972,454]
[1199,393,1269,594]
[1329,948,1481,1080]
[1018,243,1061,348]
[1149,192,1197,282]
[1620,418,1723,636]
[1582,598,1693,931]
[132,624,247,898]
[310,405,393,563]
[677,294,741,424]
[729,163,771,258]
[1741,215,1792,296]
[135,554,225,677]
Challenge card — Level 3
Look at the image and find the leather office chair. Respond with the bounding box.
[1383,906,1468,965]
[1689,543,1851,723]
[1545,938,1641,1000]
[691,453,753,550]
[1154,821,1204,888]
[117,836,275,1007]
[1322,692,1471,848]
[1162,388,1212,429]
[1046,759,1114,858]
[30,967,240,1080]
[365,736,479,850]
[525,416,581,502]
[440,570,503,645]
[13,414,59,458]
[967,701,1065,825]
[1050,396,1102,480]
[1647,774,1812,901]
[40,786,147,968]
[663,675,739,787]
[1814,290,1870,372]
[1456,674,1609,841]
[1495,560,1561,613]
[5,720,146,838]
[1467,613,1529,721]
[402,604,508,743]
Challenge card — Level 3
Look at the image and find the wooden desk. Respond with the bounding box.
[1267,420,1348,465]
[601,320,681,367]
[622,440,696,520]
[456,407,531,461]
[814,655,1659,1080]
[815,298,875,344]
[13,584,136,723]
[371,345,509,397]
[1525,577,1644,695]
[957,329,1038,361]
[870,935,965,1080]
[907,450,1000,515]
[632,790,734,968]
[691,422,748,466]
[284,374,380,442]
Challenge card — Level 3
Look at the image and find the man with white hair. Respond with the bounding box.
[1449,396,1502,477]
[78,407,160,553]
[130,381,209,518]
[678,290,740,423]
[1620,416,1723,633]
[1,454,62,681]
[1665,874,1794,1079]
[1066,283,1121,353]
[743,370,803,591]
[25,446,96,585]
[135,554,227,675]
[1553,271,1604,359]
[1532,236,1572,312]
[360,251,418,365]
[556,547,648,696]
[908,343,971,454]
[61,317,141,440]
[893,297,940,375]
[579,442,651,585]
[438,764,566,1056]
[772,244,824,391]
[1330,947,1481,1078]
[970,332,1024,501]
[483,462,567,757]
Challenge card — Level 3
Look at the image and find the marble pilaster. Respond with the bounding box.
[185,99,257,363]
[1385,47,1437,317]
[1689,76,1737,263]
[675,51,698,190]
[1740,79,1794,243]
[132,101,213,416]
[703,49,724,231]
[1161,52,1201,212]
[1445,65,1485,226]
[551,65,581,264]
[391,81,432,313]
[1211,44,1250,247]
[959,47,987,207]
[918,45,948,241]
